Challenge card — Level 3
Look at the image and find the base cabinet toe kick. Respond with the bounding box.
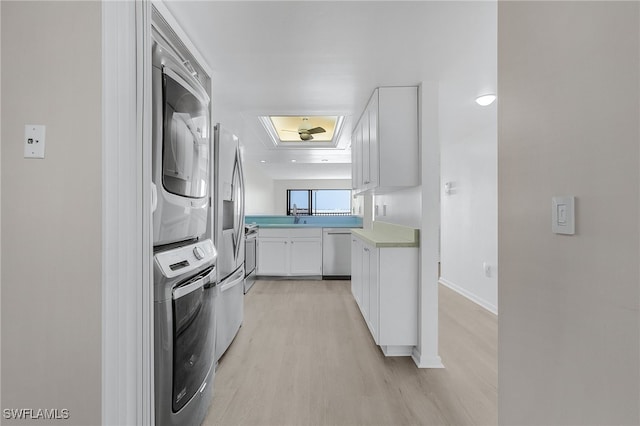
[350,233,418,356]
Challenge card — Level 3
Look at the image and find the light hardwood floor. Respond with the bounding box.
[203,280,497,426]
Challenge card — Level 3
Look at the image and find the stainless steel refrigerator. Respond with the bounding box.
[213,124,245,362]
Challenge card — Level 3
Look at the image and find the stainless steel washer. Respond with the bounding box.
[154,239,217,426]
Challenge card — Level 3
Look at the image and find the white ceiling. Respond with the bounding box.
[163,1,497,180]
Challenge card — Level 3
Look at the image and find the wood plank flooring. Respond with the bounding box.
[203,280,497,426]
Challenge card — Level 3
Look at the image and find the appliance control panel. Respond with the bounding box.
[155,239,217,279]
[193,246,205,260]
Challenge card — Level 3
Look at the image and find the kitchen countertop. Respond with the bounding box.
[254,223,357,228]
[351,221,420,248]
[246,215,363,229]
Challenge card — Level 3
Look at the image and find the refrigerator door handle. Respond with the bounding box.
[233,148,245,261]
[219,269,244,292]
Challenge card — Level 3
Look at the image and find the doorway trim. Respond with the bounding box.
[101,1,153,424]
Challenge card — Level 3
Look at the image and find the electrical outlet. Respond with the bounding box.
[24,124,46,158]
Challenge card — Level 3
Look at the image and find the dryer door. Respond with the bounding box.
[162,68,210,199]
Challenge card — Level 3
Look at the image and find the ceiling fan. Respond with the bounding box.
[281,117,326,141]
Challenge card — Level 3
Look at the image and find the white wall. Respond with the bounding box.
[243,161,276,215]
[416,82,442,367]
[440,106,498,313]
[374,186,421,228]
[1,2,102,425]
[272,179,351,215]
[499,2,639,424]
[438,2,498,314]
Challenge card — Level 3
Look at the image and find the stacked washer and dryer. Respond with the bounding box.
[151,24,217,426]
[151,11,246,426]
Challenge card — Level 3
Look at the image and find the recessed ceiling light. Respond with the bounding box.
[260,160,266,163]
[475,94,496,106]
[291,159,297,163]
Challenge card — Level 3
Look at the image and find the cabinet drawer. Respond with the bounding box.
[258,228,284,238]
[288,228,322,238]
[258,227,322,239]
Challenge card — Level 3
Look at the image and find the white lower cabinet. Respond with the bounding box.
[257,228,322,276]
[256,238,288,275]
[289,238,322,275]
[351,234,418,356]
[351,236,362,305]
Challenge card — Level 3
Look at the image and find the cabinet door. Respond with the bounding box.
[368,93,379,189]
[361,110,371,189]
[256,238,288,275]
[351,237,362,306]
[351,124,362,192]
[361,245,371,322]
[367,245,379,343]
[351,126,359,191]
[289,238,322,275]
[377,86,419,189]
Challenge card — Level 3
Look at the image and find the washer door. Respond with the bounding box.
[172,267,216,413]
[162,68,210,199]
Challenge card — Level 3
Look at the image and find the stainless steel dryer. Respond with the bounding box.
[151,31,211,248]
[154,239,217,426]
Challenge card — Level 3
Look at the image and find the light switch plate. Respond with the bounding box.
[552,196,575,235]
[24,125,46,158]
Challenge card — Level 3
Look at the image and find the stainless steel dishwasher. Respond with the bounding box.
[322,228,352,278]
[244,224,257,293]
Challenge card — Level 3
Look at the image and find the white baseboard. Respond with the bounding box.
[411,347,445,369]
[439,277,498,315]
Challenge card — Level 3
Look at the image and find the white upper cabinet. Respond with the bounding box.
[351,121,363,191]
[367,93,379,190]
[351,86,419,194]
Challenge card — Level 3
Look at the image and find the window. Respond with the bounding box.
[287,190,310,216]
[286,189,352,216]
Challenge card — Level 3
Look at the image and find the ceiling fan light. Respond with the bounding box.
[264,115,341,143]
[298,117,311,132]
[475,94,496,106]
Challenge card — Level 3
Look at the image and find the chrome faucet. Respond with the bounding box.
[293,204,300,224]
